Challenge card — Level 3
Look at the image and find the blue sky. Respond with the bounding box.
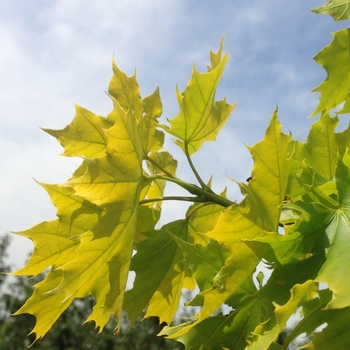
[0,0,345,268]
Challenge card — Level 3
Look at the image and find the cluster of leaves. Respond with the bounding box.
[0,236,182,350]
[11,1,350,349]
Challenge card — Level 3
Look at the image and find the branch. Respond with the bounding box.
[144,174,235,208]
[144,154,175,179]
[139,196,205,206]
[184,143,210,191]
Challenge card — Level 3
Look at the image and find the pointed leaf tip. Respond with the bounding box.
[313,1,350,22]
[160,40,234,155]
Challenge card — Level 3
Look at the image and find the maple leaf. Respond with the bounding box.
[124,220,196,325]
[315,155,350,309]
[161,302,264,350]
[163,110,291,339]
[287,112,338,198]
[310,29,350,116]
[159,38,236,156]
[246,281,318,350]
[13,61,147,341]
[43,106,111,158]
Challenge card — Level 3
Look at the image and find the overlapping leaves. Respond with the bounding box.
[12,42,234,343]
[12,7,350,349]
[12,58,169,340]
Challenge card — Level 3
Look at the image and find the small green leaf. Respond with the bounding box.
[186,201,225,244]
[335,120,350,158]
[310,29,350,116]
[287,113,338,198]
[124,220,196,325]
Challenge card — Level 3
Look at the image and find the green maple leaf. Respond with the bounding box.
[169,234,229,292]
[247,281,318,350]
[161,302,264,350]
[14,269,75,341]
[141,86,164,154]
[123,220,196,325]
[43,106,111,158]
[313,1,350,21]
[164,111,291,339]
[13,183,99,275]
[315,155,350,309]
[335,120,350,158]
[13,61,148,341]
[304,113,338,179]
[303,307,350,349]
[186,199,227,244]
[310,29,350,116]
[159,38,236,155]
[287,113,338,198]
[108,58,142,121]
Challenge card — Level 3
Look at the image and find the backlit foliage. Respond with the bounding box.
[13,3,350,349]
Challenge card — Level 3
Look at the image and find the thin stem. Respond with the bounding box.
[144,155,175,179]
[184,143,209,190]
[281,298,329,350]
[139,196,204,206]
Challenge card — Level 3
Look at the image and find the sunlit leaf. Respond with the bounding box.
[170,234,229,291]
[304,113,338,180]
[124,220,196,325]
[13,269,74,341]
[247,281,317,350]
[287,113,338,198]
[316,157,350,309]
[161,302,264,350]
[43,105,111,158]
[142,86,164,154]
[14,34,350,349]
[164,111,291,338]
[159,40,235,155]
[108,58,142,121]
[310,29,350,116]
